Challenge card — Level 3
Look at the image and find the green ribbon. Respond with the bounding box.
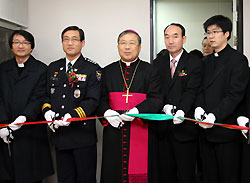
[127,114,184,120]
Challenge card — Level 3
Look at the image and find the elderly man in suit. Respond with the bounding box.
[153,23,202,183]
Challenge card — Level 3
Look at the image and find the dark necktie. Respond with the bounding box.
[67,62,72,72]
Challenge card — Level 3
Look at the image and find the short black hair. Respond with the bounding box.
[203,15,232,40]
[61,26,85,41]
[9,30,35,49]
[190,49,203,59]
[117,30,141,45]
[164,23,186,37]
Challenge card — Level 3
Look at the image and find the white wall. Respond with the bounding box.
[28,0,151,67]
[0,0,28,27]
[155,0,233,55]
[243,0,250,60]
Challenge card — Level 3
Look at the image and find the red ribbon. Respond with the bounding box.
[0,116,104,128]
[1,115,250,131]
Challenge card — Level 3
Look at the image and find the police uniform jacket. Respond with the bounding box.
[0,56,54,183]
[43,54,102,150]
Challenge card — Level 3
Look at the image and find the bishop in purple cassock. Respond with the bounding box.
[97,30,163,183]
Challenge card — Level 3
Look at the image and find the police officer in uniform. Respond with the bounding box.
[42,26,102,183]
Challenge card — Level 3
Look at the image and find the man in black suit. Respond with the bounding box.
[153,23,202,183]
[195,15,249,183]
[0,30,54,183]
[42,26,102,183]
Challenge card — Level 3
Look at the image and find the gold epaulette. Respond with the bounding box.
[42,103,51,112]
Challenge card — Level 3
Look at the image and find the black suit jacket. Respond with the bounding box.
[153,49,202,141]
[196,44,249,142]
[0,56,54,183]
[43,54,102,150]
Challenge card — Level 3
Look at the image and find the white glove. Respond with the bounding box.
[104,109,123,128]
[200,113,215,129]
[54,113,72,127]
[51,120,61,130]
[173,110,185,124]
[9,115,26,131]
[163,104,176,115]
[237,116,249,138]
[194,107,206,121]
[0,128,14,144]
[44,110,59,121]
[120,107,139,122]
[45,110,59,132]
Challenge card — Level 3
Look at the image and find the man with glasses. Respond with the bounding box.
[194,15,249,183]
[0,30,54,183]
[42,26,102,183]
[97,29,163,183]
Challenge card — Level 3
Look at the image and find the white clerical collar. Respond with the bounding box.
[121,58,138,66]
[17,63,25,68]
[214,52,219,57]
[66,56,80,68]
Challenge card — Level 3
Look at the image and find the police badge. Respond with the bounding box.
[74,89,81,98]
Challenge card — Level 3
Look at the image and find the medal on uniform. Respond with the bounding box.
[51,72,58,81]
[76,74,87,81]
[74,89,81,98]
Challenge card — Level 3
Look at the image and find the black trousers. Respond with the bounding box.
[158,133,197,183]
[56,145,97,183]
[0,181,42,183]
[200,137,241,183]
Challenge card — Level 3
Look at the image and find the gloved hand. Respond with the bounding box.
[120,107,139,122]
[51,120,61,130]
[9,116,26,131]
[173,110,185,124]
[44,110,59,121]
[199,113,215,129]
[0,127,14,144]
[54,113,72,127]
[45,110,59,132]
[104,109,123,128]
[237,116,249,138]
[163,104,176,115]
[194,107,207,121]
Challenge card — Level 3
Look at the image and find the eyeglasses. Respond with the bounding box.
[62,37,81,43]
[118,41,138,47]
[12,41,31,46]
[204,30,223,36]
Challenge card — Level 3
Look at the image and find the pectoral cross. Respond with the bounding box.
[122,89,133,103]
